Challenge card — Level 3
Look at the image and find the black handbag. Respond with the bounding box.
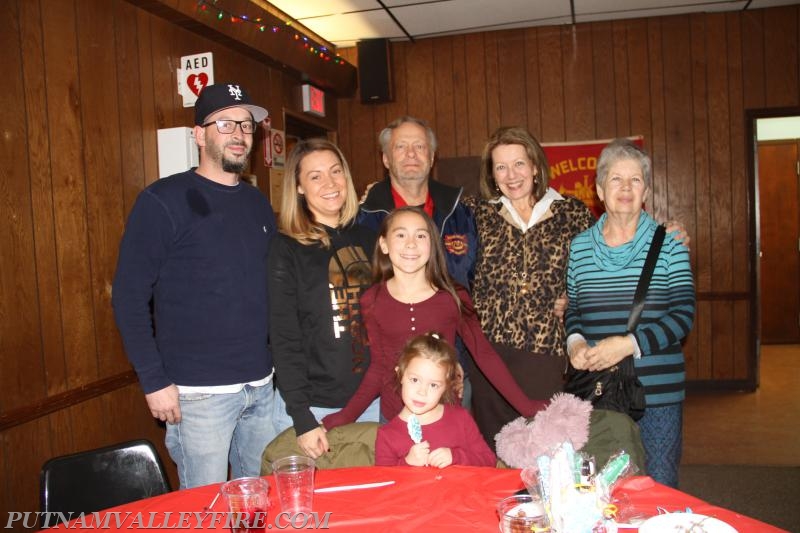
[563,225,666,421]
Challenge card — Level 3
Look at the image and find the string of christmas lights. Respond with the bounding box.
[196,0,347,65]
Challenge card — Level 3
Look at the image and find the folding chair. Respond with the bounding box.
[39,439,170,526]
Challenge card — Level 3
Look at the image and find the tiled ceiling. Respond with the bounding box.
[265,0,799,49]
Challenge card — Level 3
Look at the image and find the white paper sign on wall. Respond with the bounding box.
[264,129,286,169]
[177,52,214,107]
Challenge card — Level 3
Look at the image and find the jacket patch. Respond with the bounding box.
[443,234,469,256]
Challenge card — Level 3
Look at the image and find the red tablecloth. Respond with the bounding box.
[58,466,786,532]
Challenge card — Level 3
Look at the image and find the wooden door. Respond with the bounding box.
[759,141,800,343]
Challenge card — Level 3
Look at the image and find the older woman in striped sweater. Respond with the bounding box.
[564,138,695,488]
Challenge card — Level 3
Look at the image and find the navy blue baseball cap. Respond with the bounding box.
[194,83,269,125]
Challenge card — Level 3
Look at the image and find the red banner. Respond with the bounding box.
[543,136,643,218]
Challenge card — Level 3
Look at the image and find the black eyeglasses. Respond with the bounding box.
[202,119,256,134]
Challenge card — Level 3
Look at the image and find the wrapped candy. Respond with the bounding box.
[595,451,637,500]
[407,414,422,444]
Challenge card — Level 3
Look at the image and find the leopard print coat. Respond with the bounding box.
[465,194,594,357]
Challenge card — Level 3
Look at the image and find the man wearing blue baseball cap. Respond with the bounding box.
[112,83,278,488]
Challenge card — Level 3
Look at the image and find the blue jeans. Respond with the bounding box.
[166,383,277,489]
[272,390,380,435]
[638,403,683,488]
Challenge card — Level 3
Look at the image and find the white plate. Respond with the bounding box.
[638,513,738,533]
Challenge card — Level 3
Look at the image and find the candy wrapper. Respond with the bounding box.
[407,414,422,444]
[595,450,638,500]
[521,441,636,533]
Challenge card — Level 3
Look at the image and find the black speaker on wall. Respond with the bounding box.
[357,39,393,104]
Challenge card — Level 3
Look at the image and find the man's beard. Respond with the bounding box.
[222,156,247,174]
[390,160,431,184]
[209,140,250,174]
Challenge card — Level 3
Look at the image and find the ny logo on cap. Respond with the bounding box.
[228,84,243,101]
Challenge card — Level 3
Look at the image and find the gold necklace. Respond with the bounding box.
[509,226,532,295]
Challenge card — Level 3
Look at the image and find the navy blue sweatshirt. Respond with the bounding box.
[112,170,276,393]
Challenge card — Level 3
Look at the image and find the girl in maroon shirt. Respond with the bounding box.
[322,207,544,437]
[374,333,495,467]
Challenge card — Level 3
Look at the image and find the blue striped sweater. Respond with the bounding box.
[565,212,695,406]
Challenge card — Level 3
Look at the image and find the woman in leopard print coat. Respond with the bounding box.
[464,126,594,448]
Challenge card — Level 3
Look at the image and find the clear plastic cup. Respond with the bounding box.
[220,477,271,533]
[271,455,315,514]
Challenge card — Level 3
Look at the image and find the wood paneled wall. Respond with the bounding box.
[336,6,800,388]
[0,0,339,521]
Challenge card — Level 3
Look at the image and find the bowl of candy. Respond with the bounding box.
[497,494,550,533]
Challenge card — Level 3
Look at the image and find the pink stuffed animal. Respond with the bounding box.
[495,393,593,469]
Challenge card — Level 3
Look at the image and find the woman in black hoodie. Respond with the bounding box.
[268,138,380,458]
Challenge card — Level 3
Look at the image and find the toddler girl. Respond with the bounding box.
[374,333,495,467]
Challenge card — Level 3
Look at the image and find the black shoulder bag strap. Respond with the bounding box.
[627,225,666,333]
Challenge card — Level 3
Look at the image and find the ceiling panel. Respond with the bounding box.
[260,0,800,49]
[267,0,379,19]
[301,11,404,43]
[575,0,743,12]
[574,1,750,23]
[391,0,572,38]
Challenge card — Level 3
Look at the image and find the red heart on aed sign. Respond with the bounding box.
[187,73,209,96]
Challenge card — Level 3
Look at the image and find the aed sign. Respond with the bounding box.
[177,52,214,108]
[301,84,326,117]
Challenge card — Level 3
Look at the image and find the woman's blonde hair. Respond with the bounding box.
[479,126,550,201]
[278,138,359,247]
[395,332,458,405]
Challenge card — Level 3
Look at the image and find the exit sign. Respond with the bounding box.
[301,84,326,117]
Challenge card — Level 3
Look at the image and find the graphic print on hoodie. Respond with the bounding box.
[329,244,372,374]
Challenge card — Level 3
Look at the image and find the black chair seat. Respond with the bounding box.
[40,439,170,526]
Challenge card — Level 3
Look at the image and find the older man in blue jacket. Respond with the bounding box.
[358,116,477,289]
